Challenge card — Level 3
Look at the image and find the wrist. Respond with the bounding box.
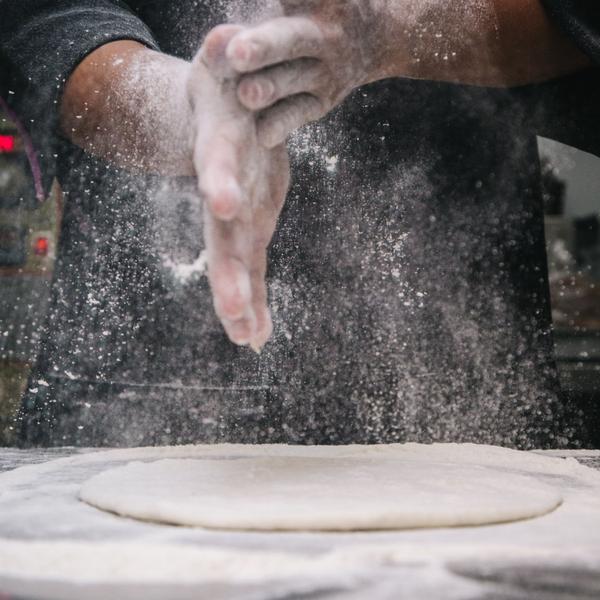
[351,1,412,86]
[155,58,195,176]
[61,42,195,176]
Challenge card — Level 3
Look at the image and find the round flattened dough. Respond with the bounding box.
[79,450,563,532]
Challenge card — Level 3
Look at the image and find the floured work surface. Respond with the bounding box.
[1,444,600,600]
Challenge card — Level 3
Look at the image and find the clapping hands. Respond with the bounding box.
[191,25,290,351]
[194,2,385,349]
[227,1,387,148]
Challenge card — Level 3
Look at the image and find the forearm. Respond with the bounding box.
[371,0,590,87]
[60,41,194,175]
[63,28,291,350]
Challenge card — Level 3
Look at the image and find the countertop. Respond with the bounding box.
[1,446,600,600]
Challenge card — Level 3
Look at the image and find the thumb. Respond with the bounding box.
[200,24,245,80]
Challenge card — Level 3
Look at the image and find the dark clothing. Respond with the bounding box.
[0,1,159,192]
[535,1,600,158]
[543,0,600,64]
[1,1,598,448]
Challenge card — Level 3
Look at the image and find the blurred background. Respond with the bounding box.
[0,108,599,448]
[540,138,600,449]
[0,108,61,446]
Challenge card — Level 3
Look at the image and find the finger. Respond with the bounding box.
[223,313,258,347]
[248,246,272,352]
[237,58,323,111]
[251,305,273,352]
[200,24,245,78]
[205,195,261,347]
[205,210,255,335]
[210,253,257,346]
[269,145,292,203]
[196,125,246,221]
[256,94,324,148]
[226,17,324,73]
[248,148,290,350]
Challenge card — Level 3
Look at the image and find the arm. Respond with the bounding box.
[0,0,162,195]
[61,33,290,350]
[224,0,591,148]
[2,1,287,348]
[372,0,590,87]
[60,41,194,176]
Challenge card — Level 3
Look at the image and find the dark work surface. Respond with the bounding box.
[449,563,600,600]
[0,447,91,473]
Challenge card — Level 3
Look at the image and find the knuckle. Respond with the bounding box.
[258,120,285,149]
[218,293,247,321]
[209,197,235,220]
[226,319,252,345]
[295,95,324,123]
[205,183,240,220]
[232,37,266,69]
[239,76,275,108]
[238,78,257,105]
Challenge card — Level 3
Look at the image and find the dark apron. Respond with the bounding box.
[18,2,576,449]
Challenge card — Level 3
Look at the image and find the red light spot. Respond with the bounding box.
[34,237,49,257]
[0,134,16,153]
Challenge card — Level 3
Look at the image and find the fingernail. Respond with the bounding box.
[228,320,252,346]
[260,80,275,102]
[244,81,262,105]
[231,40,262,68]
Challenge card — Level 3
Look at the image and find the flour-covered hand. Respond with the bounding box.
[226,1,389,148]
[189,25,290,350]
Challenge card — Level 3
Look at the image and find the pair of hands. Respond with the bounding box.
[190,3,385,350]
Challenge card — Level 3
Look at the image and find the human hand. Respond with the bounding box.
[225,1,389,148]
[189,25,290,350]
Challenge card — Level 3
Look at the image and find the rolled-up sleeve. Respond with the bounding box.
[0,0,159,187]
[541,0,600,64]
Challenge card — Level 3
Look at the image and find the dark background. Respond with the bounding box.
[1,108,599,448]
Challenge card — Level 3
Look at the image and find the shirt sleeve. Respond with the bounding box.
[541,0,600,64]
[0,0,160,193]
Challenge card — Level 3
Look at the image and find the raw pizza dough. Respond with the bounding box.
[79,445,563,531]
